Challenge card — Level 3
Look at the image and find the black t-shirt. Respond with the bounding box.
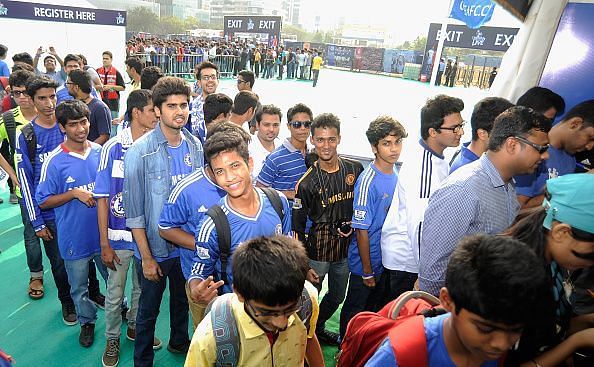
[87,98,111,141]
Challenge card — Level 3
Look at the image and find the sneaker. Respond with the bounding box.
[89,292,105,309]
[79,323,95,347]
[126,327,163,350]
[9,193,18,204]
[167,340,190,354]
[316,327,340,346]
[62,303,77,326]
[102,338,120,367]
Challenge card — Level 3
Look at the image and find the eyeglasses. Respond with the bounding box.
[513,135,550,154]
[290,120,312,129]
[200,75,218,81]
[439,122,465,134]
[10,90,27,97]
[237,79,248,84]
[245,298,302,318]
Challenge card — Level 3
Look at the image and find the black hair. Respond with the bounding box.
[446,234,549,326]
[12,52,33,66]
[55,99,90,127]
[0,44,7,58]
[43,55,55,64]
[311,112,341,135]
[502,207,548,260]
[203,129,250,165]
[204,93,233,125]
[256,104,283,123]
[517,87,565,117]
[12,62,35,73]
[238,70,255,88]
[560,99,594,129]
[140,66,164,90]
[125,57,144,75]
[366,115,408,146]
[77,54,88,66]
[151,76,190,109]
[420,94,464,140]
[9,70,35,88]
[125,89,153,118]
[231,90,258,115]
[470,97,514,141]
[64,54,82,66]
[232,236,309,306]
[488,106,552,151]
[26,76,58,99]
[68,69,92,94]
[102,51,113,59]
[206,121,251,144]
[287,103,313,122]
[195,61,219,78]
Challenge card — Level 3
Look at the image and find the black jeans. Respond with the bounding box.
[379,269,417,305]
[339,273,385,338]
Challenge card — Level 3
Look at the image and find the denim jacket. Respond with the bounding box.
[123,122,204,258]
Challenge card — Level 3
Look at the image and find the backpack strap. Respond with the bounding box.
[20,122,37,168]
[2,110,17,153]
[209,295,240,367]
[449,148,462,166]
[296,285,313,332]
[260,187,285,222]
[388,315,428,367]
[206,205,232,294]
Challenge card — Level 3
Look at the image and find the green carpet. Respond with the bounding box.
[0,190,340,366]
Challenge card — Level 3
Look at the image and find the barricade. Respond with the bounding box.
[208,55,237,78]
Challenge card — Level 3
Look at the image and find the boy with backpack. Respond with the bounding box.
[185,235,324,367]
[340,234,550,367]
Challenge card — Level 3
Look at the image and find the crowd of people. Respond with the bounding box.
[1,41,594,367]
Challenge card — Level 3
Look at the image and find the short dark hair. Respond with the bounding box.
[43,55,55,64]
[195,61,219,78]
[446,235,549,326]
[12,52,33,66]
[77,54,88,66]
[126,89,153,117]
[232,236,309,306]
[125,57,144,75]
[311,113,341,135]
[64,54,81,66]
[12,62,35,73]
[420,94,464,140]
[206,121,251,144]
[366,115,407,146]
[68,69,92,94]
[102,51,113,59]
[55,99,90,127]
[231,90,258,115]
[26,76,58,99]
[204,130,250,165]
[238,70,255,88]
[470,97,514,141]
[204,93,233,125]
[256,104,282,123]
[9,70,35,88]
[516,87,565,117]
[141,66,164,90]
[151,76,190,109]
[560,99,594,129]
[0,44,7,58]
[488,106,552,151]
[287,103,313,122]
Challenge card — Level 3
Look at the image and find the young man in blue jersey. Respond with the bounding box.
[35,100,108,348]
[257,103,313,200]
[158,122,250,328]
[123,76,203,366]
[365,235,550,367]
[340,116,408,339]
[95,89,161,367]
[56,54,100,105]
[189,61,219,142]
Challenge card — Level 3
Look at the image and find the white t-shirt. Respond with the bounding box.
[249,136,280,182]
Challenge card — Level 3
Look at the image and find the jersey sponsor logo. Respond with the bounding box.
[346,173,356,186]
[196,246,210,260]
[197,205,208,213]
[354,209,366,221]
[110,192,125,218]
[183,153,192,167]
[292,198,303,209]
[38,152,51,163]
[68,181,95,192]
[171,173,188,187]
[275,223,282,235]
[66,176,76,183]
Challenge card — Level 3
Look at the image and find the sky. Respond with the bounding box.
[298,0,522,45]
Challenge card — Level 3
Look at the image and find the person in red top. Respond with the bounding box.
[96,51,125,135]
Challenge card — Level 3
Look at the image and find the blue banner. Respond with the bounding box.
[450,0,495,29]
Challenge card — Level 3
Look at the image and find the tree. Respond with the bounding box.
[127,6,160,34]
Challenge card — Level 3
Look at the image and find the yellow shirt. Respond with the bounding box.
[311,56,323,70]
[0,106,30,198]
[185,281,319,367]
[255,51,262,62]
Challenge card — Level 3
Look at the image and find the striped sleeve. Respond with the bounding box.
[351,167,376,230]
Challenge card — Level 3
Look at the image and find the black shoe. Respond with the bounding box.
[62,303,77,326]
[167,340,190,354]
[79,323,95,347]
[89,292,105,309]
[316,327,340,346]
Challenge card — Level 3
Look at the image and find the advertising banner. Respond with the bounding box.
[224,15,282,40]
[426,23,519,52]
[383,50,419,74]
[360,48,384,71]
[326,45,354,68]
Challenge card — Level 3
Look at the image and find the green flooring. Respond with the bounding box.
[0,190,340,366]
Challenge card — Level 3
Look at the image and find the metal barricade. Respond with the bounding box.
[130,53,205,79]
[208,55,238,78]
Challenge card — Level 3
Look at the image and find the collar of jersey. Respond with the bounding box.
[223,188,263,221]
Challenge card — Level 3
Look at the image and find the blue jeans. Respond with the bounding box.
[339,273,385,338]
[309,258,349,328]
[134,257,189,367]
[64,254,108,325]
[19,199,73,306]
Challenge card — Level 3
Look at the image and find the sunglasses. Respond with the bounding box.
[513,135,550,154]
[290,120,312,129]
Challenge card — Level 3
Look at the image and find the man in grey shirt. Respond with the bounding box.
[419,106,552,295]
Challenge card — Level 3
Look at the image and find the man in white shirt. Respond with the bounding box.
[249,104,281,181]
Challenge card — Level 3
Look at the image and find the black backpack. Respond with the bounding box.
[205,187,285,291]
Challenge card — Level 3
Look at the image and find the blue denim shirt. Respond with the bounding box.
[123,122,204,258]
